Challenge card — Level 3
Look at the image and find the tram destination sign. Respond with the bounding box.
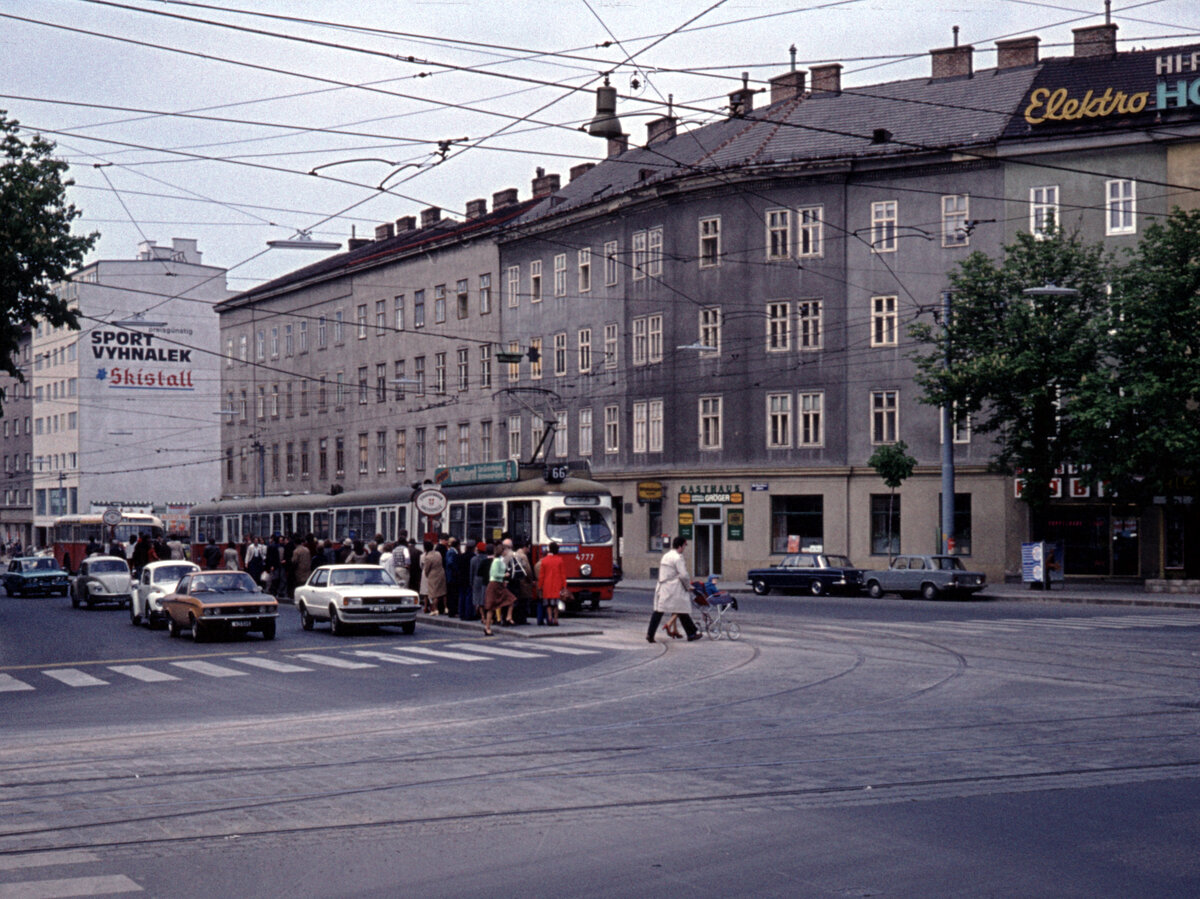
[435,460,519,486]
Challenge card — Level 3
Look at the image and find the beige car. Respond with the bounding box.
[72,556,132,608]
[163,570,278,642]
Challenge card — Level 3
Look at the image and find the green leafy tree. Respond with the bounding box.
[911,228,1111,539]
[0,112,98,414]
[1075,208,1200,505]
[867,440,915,560]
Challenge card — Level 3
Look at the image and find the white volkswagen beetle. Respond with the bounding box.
[294,564,419,635]
[131,560,200,627]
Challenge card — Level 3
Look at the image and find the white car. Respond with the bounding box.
[132,560,200,627]
[294,564,419,635]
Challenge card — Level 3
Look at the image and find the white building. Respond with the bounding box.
[28,238,231,545]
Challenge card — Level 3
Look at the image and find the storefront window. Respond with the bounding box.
[938,493,972,555]
[647,500,663,552]
[870,494,901,555]
[771,495,823,554]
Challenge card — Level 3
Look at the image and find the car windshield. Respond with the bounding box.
[191,573,257,593]
[935,557,966,571]
[824,555,853,568]
[544,508,612,545]
[89,559,128,574]
[21,559,59,572]
[153,565,196,583]
[330,568,396,587]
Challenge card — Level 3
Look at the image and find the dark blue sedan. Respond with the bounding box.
[746,553,864,597]
[4,557,71,598]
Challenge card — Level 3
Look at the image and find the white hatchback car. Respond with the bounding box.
[294,564,419,635]
[132,560,200,627]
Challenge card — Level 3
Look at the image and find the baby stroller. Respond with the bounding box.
[690,576,740,640]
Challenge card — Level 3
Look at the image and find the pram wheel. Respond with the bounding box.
[723,620,741,640]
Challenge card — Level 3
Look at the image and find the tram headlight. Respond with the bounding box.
[579,563,592,577]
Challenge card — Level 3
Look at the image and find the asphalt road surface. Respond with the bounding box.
[2,585,1199,897]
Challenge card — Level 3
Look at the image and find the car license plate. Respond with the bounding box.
[230,620,251,628]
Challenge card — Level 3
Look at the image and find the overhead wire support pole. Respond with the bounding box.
[940,289,955,555]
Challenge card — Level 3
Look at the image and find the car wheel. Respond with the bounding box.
[401,621,415,635]
[129,603,141,626]
[261,620,276,641]
[299,603,314,631]
[751,578,770,596]
[82,588,93,608]
[167,616,181,638]
[922,583,940,601]
[329,607,343,635]
[810,579,826,597]
[71,588,80,608]
[189,615,205,643]
[590,597,601,611]
[867,581,884,599]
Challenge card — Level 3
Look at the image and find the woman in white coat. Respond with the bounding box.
[647,536,701,642]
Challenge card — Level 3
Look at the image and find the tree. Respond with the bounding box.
[1075,208,1200,505]
[0,112,98,415]
[867,440,915,560]
[911,228,1112,540]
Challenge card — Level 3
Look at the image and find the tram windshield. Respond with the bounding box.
[544,508,612,545]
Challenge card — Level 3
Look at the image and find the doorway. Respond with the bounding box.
[693,505,723,577]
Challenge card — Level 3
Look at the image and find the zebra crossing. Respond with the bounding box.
[868,612,1200,639]
[0,639,607,695]
[0,849,142,897]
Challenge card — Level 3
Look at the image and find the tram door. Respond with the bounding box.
[693,505,723,578]
[508,501,535,546]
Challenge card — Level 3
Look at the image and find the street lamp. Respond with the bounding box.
[266,230,341,251]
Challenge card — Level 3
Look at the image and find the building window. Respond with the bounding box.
[479,273,492,314]
[395,430,406,473]
[940,401,972,444]
[1106,179,1136,235]
[871,494,901,555]
[530,260,542,302]
[553,332,567,376]
[508,415,521,460]
[1030,185,1058,238]
[699,306,721,357]
[529,338,542,380]
[224,338,233,367]
[871,295,898,346]
[603,323,617,369]
[699,216,721,267]
[414,290,425,328]
[631,230,647,280]
[942,194,969,247]
[358,366,368,404]
[632,317,648,366]
[376,363,387,402]
[649,400,663,453]
[271,444,280,482]
[256,329,265,361]
[376,299,387,335]
[553,254,567,297]
[646,314,662,362]
[767,302,789,352]
[414,356,425,395]
[434,352,447,394]
[300,440,310,479]
[393,360,406,400]
[633,402,648,453]
[479,345,492,390]
[479,420,492,461]
[531,416,545,456]
[938,493,973,555]
[604,405,619,454]
[506,265,520,307]
[414,428,426,471]
[394,295,405,331]
[507,341,520,383]
[578,328,592,373]
[318,438,328,480]
[871,389,899,444]
[434,284,446,323]
[356,305,367,339]
[554,411,568,457]
[299,320,308,353]
[334,309,344,344]
[457,347,469,391]
[456,279,469,319]
[767,209,790,259]
[799,392,823,446]
[286,442,295,480]
[318,376,327,412]
[771,495,824,554]
[871,200,897,252]
[647,227,663,276]
[271,326,280,358]
[300,381,308,416]
[318,315,327,349]
[604,240,618,285]
[699,396,722,450]
[256,387,265,420]
[239,334,248,362]
[797,300,822,350]
[767,393,791,448]
[578,248,591,293]
[354,433,366,475]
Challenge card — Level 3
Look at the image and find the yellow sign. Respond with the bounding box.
[637,481,663,501]
[677,511,694,526]
[1024,86,1148,125]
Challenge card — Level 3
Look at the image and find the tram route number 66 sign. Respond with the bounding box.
[414,487,448,517]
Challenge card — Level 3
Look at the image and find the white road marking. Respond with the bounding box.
[292,653,376,670]
[0,851,100,872]
[546,636,632,651]
[390,646,493,662]
[445,642,545,659]
[41,669,107,688]
[107,665,180,683]
[498,641,600,655]
[0,874,142,897]
[0,674,35,692]
[169,660,248,678]
[226,656,312,673]
[352,650,432,666]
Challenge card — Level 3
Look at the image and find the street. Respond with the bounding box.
[2,585,1200,897]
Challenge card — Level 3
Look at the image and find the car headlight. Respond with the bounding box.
[579,563,592,577]
[342,597,363,607]
[148,591,165,602]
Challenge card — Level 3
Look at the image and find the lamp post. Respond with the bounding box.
[940,290,956,555]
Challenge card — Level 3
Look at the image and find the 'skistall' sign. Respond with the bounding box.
[91,328,194,391]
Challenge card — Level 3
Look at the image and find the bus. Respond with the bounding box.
[52,512,165,574]
[186,461,620,609]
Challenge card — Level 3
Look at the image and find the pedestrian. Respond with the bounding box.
[292,537,312,590]
[421,540,447,614]
[245,536,266,583]
[167,535,185,560]
[443,537,460,617]
[407,538,423,593]
[482,541,518,636]
[469,541,490,622]
[223,541,240,570]
[537,541,566,626]
[265,535,283,595]
[455,541,475,621]
[392,531,411,584]
[510,539,534,624]
[647,536,701,643]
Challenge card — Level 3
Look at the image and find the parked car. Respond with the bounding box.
[72,556,133,608]
[132,560,200,627]
[162,570,278,642]
[3,557,71,598]
[746,553,864,596]
[294,564,419,635]
[862,554,987,600]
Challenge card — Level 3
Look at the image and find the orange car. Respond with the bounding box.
[162,570,278,642]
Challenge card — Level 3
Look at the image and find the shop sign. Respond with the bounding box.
[92,327,195,391]
[677,509,694,539]
[727,509,744,541]
[637,481,664,502]
[678,484,743,504]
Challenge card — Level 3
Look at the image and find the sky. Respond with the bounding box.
[4,0,1198,300]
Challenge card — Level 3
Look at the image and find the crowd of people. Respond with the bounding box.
[197,530,570,636]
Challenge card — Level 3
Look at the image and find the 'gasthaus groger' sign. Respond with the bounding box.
[91,327,195,390]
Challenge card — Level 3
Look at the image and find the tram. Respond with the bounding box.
[187,461,620,609]
[51,512,166,574]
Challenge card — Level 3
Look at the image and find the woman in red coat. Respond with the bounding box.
[536,541,567,626]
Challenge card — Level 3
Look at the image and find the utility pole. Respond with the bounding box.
[251,440,265,498]
[940,290,956,554]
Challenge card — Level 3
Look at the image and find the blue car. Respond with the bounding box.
[4,557,71,598]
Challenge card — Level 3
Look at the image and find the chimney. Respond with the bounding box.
[374,222,395,241]
[420,206,442,229]
[171,238,200,263]
[995,36,1039,69]
[531,167,561,199]
[1073,23,1117,58]
[569,162,596,182]
[728,72,755,117]
[646,115,677,145]
[465,198,488,220]
[395,215,416,232]
[492,188,519,209]
[607,134,629,157]
[769,70,806,105]
[810,63,842,95]
[931,44,974,80]
[347,237,371,250]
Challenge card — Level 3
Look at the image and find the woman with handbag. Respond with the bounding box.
[536,541,567,626]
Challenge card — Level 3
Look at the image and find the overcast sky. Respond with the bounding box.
[4,0,1197,298]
